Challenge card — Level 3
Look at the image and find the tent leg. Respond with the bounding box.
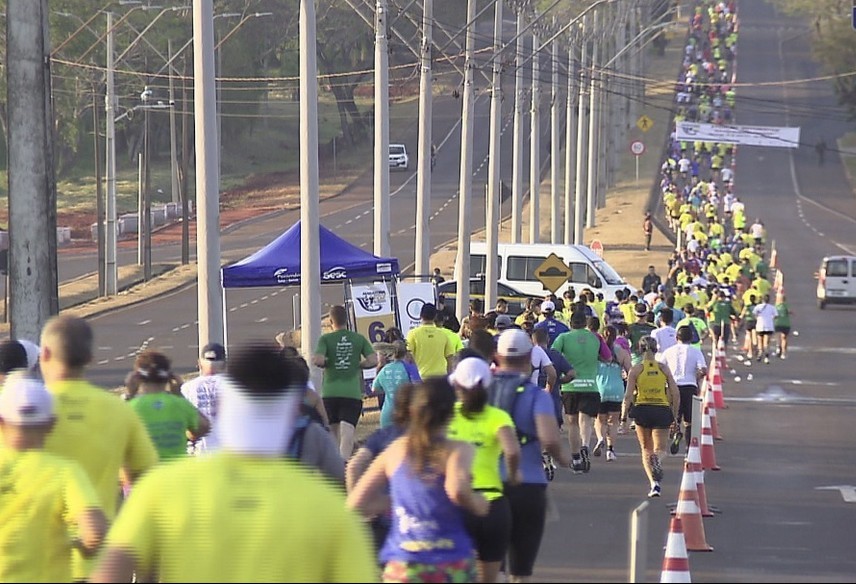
[222,287,229,350]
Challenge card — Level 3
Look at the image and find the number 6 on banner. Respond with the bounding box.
[368,321,387,343]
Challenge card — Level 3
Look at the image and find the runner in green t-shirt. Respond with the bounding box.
[129,350,209,460]
[312,305,377,459]
[551,311,605,473]
[774,294,792,360]
[706,290,738,346]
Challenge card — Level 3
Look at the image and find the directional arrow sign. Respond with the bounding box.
[815,485,856,503]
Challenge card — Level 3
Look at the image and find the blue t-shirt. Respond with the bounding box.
[534,317,570,346]
[491,373,556,485]
[364,425,405,457]
[373,360,418,428]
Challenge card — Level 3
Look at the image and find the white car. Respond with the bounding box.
[816,255,856,309]
[388,143,409,171]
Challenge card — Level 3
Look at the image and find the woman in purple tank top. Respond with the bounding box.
[348,377,489,583]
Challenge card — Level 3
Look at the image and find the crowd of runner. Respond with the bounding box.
[0,1,800,583]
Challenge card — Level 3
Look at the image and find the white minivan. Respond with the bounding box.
[460,242,636,302]
[816,255,856,309]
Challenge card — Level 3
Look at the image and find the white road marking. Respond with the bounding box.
[256,317,269,323]
[97,346,112,351]
[137,319,151,325]
[790,346,856,355]
[816,485,856,503]
[97,359,110,365]
[240,303,248,308]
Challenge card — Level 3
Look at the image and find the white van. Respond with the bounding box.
[816,255,856,309]
[460,242,636,302]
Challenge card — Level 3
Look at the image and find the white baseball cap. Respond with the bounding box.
[496,328,533,357]
[0,372,54,426]
[541,300,556,313]
[17,339,40,372]
[449,357,493,390]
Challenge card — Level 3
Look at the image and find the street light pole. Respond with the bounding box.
[105,11,118,295]
[192,0,225,349]
[414,0,433,278]
[484,0,502,311]
[453,0,477,324]
[510,8,525,244]
[299,0,322,378]
[529,27,540,244]
[374,0,390,258]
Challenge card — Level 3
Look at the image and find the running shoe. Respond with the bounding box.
[650,453,664,482]
[617,422,627,435]
[648,483,662,498]
[592,438,605,457]
[542,452,556,481]
[764,356,770,364]
[580,446,591,473]
[670,429,683,455]
[571,458,584,474]
[606,449,617,462]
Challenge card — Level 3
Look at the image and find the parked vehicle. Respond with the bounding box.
[459,242,635,302]
[388,143,409,171]
[815,255,856,309]
[436,278,540,317]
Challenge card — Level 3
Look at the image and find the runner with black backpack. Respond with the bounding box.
[487,329,570,583]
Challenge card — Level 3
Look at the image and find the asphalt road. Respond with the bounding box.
[29,3,856,581]
[533,2,856,582]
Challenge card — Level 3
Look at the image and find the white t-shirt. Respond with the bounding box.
[530,345,553,386]
[753,303,777,332]
[659,343,707,387]
[721,168,734,182]
[652,326,678,359]
[181,373,226,454]
[750,223,764,239]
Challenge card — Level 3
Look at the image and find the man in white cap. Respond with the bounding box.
[0,372,107,582]
[490,329,569,583]
[181,342,228,455]
[92,342,376,583]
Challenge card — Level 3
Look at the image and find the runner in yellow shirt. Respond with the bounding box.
[39,315,158,580]
[91,343,377,583]
[0,373,107,583]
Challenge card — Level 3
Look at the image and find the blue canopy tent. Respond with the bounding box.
[221,220,400,288]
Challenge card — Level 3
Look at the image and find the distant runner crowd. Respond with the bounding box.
[0,1,797,583]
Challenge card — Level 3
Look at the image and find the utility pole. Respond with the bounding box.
[550,17,560,244]
[105,11,118,295]
[528,28,540,244]
[299,0,322,374]
[7,0,58,339]
[168,40,180,206]
[563,40,577,245]
[143,99,152,280]
[454,0,477,324]
[484,0,502,311]
[181,55,191,265]
[586,9,600,229]
[510,9,525,244]
[93,88,105,297]
[192,0,225,349]
[374,0,391,258]
[414,0,433,277]
[573,14,589,245]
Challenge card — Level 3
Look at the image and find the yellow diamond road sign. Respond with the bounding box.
[535,253,572,294]
[637,114,654,133]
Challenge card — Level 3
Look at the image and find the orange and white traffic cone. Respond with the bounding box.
[715,336,727,373]
[704,384,723,441]
[660,516,692,583]
[675,460,714,552]
[700,406,721,471]
[687,437,714,518]
[709,359,727,410]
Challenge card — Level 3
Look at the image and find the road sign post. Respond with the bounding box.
[590,239,604,258]
[535,253,572,294]
[630,140,645,183]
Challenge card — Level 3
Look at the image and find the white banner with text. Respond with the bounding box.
[676,121,801,148]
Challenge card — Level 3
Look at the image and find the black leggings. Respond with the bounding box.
[463,495,512,563]
[677,384,698,427]
[503,483,548,577]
